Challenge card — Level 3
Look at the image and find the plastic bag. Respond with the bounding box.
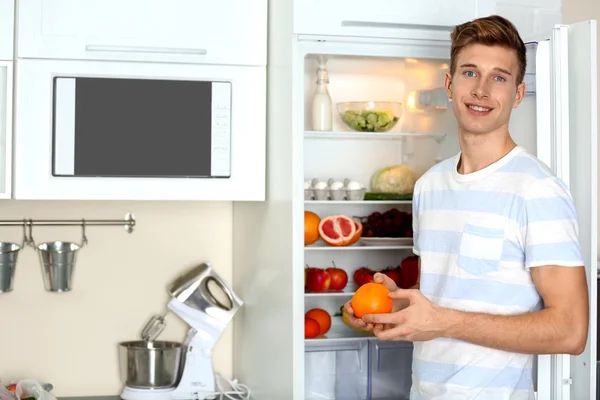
[15,381,56,400]
[0,384,15,400]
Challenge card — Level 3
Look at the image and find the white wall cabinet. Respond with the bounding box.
[17,0,267,67]
[293,0,496,40]
[0,0,14,60]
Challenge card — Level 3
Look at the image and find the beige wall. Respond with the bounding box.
[0,200,233,397]
[562,0,600,254]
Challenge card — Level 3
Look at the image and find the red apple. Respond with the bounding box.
[306,268,331,292]
[326,267,348,291]
[400,256,419,289]
[353,267,374,287]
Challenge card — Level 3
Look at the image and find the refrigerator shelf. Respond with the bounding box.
[305,243,412,251]
[305,288,356,297]
[305,200,412,205]
[305,319,375,343]
[304,130,447,142]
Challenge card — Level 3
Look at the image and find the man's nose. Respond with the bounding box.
[471,79,490,99]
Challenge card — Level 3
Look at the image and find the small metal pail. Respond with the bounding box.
[0,242,22,293]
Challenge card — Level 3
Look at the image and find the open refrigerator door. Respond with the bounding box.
[561,20,598,400]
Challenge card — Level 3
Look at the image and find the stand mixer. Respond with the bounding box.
[119,262,245,400]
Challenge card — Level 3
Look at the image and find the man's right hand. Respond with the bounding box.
[342,272,403,331]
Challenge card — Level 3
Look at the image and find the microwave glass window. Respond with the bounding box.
[52,77,232,178]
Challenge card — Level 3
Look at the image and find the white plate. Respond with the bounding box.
[360,237,413,246]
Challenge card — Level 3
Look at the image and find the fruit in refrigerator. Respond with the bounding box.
[318,214,357,246]
[346,219,363,246]
[305,308,332,335]
[351,282,393,318]
[305,268,331,292]
[305,317,321,338]
[360,208,412,238]
[370,165,416,195]
[326,265,348,291]
[400,255,419,289]
[304,211,321,245]
[353,267,372,286]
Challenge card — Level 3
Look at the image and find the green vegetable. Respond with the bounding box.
[371,165,416,195]
[342,110,398,132]
[364,192,413,201]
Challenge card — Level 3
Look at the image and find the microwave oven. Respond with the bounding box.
[14,59,265,200]
[52,76,232,179]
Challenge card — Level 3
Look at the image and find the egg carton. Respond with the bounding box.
[304,178,366,201]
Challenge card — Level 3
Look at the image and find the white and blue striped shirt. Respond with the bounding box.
[411,146,583,399]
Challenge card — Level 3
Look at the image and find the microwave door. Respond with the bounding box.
[52,76,232,178]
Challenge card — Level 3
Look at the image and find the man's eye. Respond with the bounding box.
[495,76,506,82]
[465,71,476,77]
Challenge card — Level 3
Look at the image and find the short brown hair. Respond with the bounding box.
[450,15,527,85]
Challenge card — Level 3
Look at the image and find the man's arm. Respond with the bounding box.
[440,265,589,355]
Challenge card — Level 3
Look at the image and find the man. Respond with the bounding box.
[344,15,589,399]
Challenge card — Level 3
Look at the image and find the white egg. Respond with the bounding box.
[329,181,344,190]
[304,180,312,190]
[314,181,328,190]
[346,181,363,190]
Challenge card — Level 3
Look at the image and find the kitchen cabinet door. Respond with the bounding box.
[294,0,495,41]
[0,0,14,60]
[0,62,12,198]
[17,0,267,67]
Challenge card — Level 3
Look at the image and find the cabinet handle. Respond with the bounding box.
[85,45,208,56]
[341,20,451,31]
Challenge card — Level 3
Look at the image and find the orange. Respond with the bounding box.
[305,308,331,335]
[305,211,321,245]
[318,214,357,246]
[305,317,320,338]
[345,219,363,246]
[351,282,393,318]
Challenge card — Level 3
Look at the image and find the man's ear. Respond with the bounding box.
[513,81,526,108]
[444,72,452,101]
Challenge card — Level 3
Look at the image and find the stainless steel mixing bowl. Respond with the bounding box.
[118,340,185,389]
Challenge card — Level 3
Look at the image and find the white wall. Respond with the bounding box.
[0,201,233,397]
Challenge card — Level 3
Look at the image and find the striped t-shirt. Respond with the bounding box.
[410,145,584,399]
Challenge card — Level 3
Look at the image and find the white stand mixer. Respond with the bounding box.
[119,262,244,400]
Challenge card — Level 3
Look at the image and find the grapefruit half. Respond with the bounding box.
[318,215,357,246]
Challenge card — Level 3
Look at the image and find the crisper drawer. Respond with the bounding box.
[294,0,495,40]
[16,0,267,66]
[305,340,369,400]
[305,339,414,400]
[0,0,14,60]
[370,341,413,400]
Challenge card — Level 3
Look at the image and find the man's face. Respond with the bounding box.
[444,43,525,135]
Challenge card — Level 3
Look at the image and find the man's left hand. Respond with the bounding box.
[361,289,446,342]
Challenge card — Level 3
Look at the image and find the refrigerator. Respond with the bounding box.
[231,2,598,399]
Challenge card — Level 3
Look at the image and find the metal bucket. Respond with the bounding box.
[37,241,81,292]
[0,242,22,293]
[118,340,185,389]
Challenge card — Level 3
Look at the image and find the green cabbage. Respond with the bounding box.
[370,165,416,194]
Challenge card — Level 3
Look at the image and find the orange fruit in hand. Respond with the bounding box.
[351,282,393,318]
[305,211,321,245]
[305,308,331,335]
[305,317,320,338]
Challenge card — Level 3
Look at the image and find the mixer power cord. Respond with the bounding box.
[206,372,252,400]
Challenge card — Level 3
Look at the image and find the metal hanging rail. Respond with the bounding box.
[0,212,136,233]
